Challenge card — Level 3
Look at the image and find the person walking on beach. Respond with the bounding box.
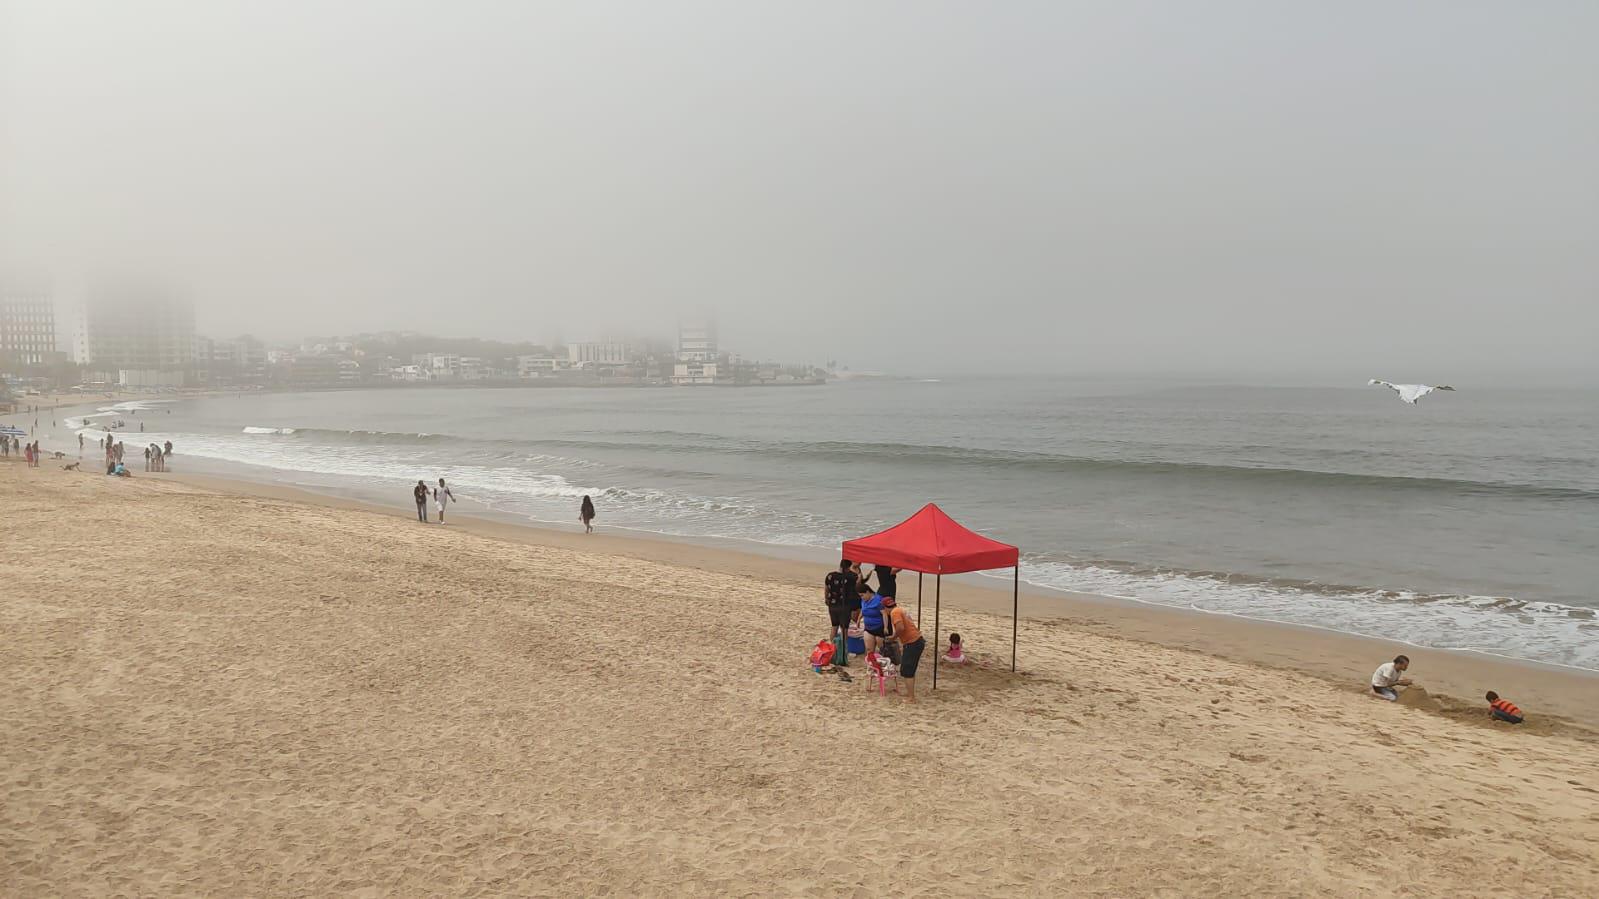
[883,595,926,703]
[413,480,430,522]
[579,495,596,534]
[1370,655,1412,701]
[144,445,152,471]
[78,433,84,455]
[433,478,456,523]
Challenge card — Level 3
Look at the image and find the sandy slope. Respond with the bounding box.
[3,463,1596,896]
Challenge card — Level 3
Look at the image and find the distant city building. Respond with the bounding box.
[567,341,631,367]
[518,354,572,377]
[0,289,57,366]
[676,320,717,363]
[671,360,720,385]
[76,288,195,373]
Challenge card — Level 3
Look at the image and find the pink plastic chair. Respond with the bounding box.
[865,652,899,696]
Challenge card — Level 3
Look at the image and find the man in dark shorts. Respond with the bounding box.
[883,595,926,703]
[871,564,899,600]
[413,480,430,522]
[822,559,858,663]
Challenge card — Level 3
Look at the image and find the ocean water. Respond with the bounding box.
[68,379,1599,670]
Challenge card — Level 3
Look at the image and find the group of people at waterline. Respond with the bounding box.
[408,480,598,532]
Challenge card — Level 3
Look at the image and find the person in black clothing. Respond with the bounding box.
[413,480,430,522]
[871,564,900,599]
[822,559,859,655]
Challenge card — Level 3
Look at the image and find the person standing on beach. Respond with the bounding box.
[823,559,859,661]
[883,595,926,703]
[433,478,456,523]
[164,440,173,457]
[144,446,152,471]
[78,433,84,455]
[579,495,596,534]
[871,564,900,600]
[1370,655,1412,701]
[413,480,430,522]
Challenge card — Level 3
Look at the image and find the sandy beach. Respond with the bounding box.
[3,460,1597,896]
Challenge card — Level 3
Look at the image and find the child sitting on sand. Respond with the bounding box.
[944,633,966,664]
[1485,691,1523,724]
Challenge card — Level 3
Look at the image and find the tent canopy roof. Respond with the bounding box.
[842,503,1019,575]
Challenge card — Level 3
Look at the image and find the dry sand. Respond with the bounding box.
[3,461,1597,896]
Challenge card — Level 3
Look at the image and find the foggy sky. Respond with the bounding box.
[3,1,1596,379]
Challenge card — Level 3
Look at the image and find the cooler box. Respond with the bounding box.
[846,634,866,655]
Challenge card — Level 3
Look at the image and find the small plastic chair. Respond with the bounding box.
[865,653,899,696]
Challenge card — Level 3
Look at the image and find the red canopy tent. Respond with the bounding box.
[842,503,1020,688]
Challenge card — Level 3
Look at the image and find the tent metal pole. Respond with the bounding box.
[932,574,942,690]
[1012,565,1019,673]
[917,572,923,621]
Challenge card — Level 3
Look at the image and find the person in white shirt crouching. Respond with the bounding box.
[1371,654,1412,701]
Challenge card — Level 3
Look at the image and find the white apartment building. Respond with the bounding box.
[567,341,631,367]
[518,354,572,377]
[676,320,717,362]
[0,292,57,366]
[671,361,720,385]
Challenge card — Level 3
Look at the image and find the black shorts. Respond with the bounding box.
[865,626,887,638]
[899,638,926,679]
[828,605,852,628]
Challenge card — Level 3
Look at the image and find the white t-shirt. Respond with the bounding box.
[1371,662,1403,688]
[434,487,453,508]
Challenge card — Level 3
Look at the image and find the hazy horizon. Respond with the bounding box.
[3,1,1595,381]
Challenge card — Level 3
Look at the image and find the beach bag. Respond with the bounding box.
[809,639,836,669]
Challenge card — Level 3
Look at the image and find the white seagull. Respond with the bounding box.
[1368,379,1455,404]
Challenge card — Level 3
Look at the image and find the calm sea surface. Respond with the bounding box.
[66,379,1599,669]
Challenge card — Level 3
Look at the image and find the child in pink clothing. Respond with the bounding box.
[944,633,966,664]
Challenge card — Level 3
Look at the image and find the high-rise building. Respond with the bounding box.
[0,288,57,366]
[676,319,717,362]
[76,288,196,373]
[567,341,631,366]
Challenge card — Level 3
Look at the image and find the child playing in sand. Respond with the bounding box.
[944,633,966,664]
[1485,691,1523,724]
[1370,654,1411,701]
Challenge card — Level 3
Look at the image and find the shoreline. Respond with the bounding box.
[20,394,1599,727]
[162,467,1599,734]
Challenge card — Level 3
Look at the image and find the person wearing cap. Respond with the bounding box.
[883,595,926,703]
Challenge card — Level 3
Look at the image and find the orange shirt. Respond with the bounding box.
[887,606,922,645]
[1491,698,1522,718]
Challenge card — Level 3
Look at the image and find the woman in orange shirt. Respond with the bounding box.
[883,596,926,703]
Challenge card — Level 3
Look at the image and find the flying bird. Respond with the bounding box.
[1368,380,1455,404]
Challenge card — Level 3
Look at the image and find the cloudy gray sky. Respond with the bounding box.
[2,1,1595,378]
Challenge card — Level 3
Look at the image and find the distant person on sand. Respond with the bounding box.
[1486,691,1523,724]
[144,446,152,471]
[78,433,84,454]
[414,480,430,522]
[164,440,173,457]
[434,478,456,522]
[883,595,926,702]
[1370,655,1412,701]
[579,495,596,533]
